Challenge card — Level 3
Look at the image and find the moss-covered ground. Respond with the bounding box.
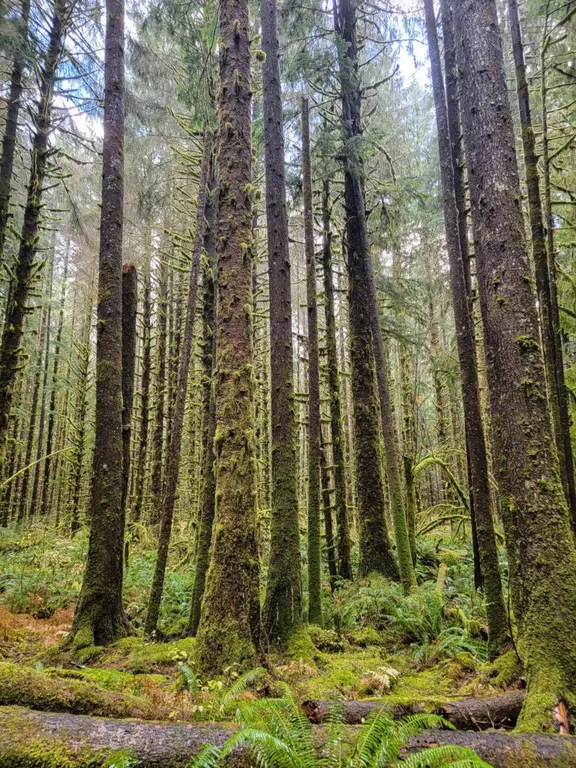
[0,525,520,726]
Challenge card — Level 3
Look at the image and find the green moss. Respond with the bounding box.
[488,649,524,689]
[108,636,196,673]
[308,625,345,653]
[57,668,166,697]
[0,661,150,718]
[345,627,387,648]
[285,629,319,665]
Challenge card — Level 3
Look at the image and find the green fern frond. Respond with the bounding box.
[218,666,266,713]
[400,744,492,767]
[220,727,305,768]
[186,743,222,768]
[395,714,454,744]
[352,708,395,768]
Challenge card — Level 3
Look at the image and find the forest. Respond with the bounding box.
[1,0,576,763]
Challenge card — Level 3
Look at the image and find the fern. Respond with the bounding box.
[187,697,494,768]
[400,744,492,767]
[218,666,266,715]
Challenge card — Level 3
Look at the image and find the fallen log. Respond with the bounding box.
[406,729,576,768]
[302,690,526,730]
[0,661,153,719]
[2,705,576,768]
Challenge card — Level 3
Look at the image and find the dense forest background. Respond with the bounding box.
[1,0,576,763]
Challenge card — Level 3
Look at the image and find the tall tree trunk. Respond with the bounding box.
[423,0,507,657]
[131,236,152,525]
[440,0,482,586]
[195,0,260,672]
[69,0,129,646]
[398,339,417,566]
[302,97,322,626]
[39,237,70,518]
[321,435,338,591]
[334,0,411,586]
[16,295,48,524]
[28,252,55,522]
[508,0,576,531]
[454,0,576,726]
[538,9,576,536]
[150,255,168,524]
[188,159,218,637]
[121,264,137,516]
[0,0,31,260]
[260,0,303,645]
[321,179,352,580]
[0,0,67,469]
[70,298,92,535]
[145,131,212,637]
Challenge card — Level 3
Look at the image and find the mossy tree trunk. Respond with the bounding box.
[0,0,67,477]
[260,0,303,645]
[150,254,168,525]
[454,0,576,727]
[424,0,507,657]
[302,97,322,626]
[70,295,92,534]
[188,155,218,637]
[195,0,261,674]
[121,264,137,516]
[508,0,576,531]
[145,131,212,637]
[321,179,352,581]
[39,237,70,518]
[131,233,152,525]
[333,0,407,585]
[68,0,129,647]
[0,0,30,261]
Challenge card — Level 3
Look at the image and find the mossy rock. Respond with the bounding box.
[307,626,345,654]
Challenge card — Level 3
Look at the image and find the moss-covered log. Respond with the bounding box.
[2,707,576,768]
[0,706,238,768]
[302,690,526,729]
[0,663,151,719]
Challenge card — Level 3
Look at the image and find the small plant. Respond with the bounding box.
[176,663,266,720]
[103,749,140,768]
[187,694,492,767]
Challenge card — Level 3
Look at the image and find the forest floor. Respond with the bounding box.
[0,522,522,728]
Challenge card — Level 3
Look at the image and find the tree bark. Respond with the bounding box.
[423,0,507,657]
[321,179,353,580]
[0,0,67,471]
[150,254,168,525]
[195,0,261,674]
[3,706,576,768]
[260,0,303,646]
[0,0,31,260]
[302,690,526,729]
[333,0,413,589]
[188,156,218,637]
[507,0,576,532]
[121,264,138,516]
[539,9,576,536]
[39,237,70,519]
[68,0,129,647]
[131,234,152,524]
[302,97,322,626]
[454,0,576,728]
[145,131,212,637]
